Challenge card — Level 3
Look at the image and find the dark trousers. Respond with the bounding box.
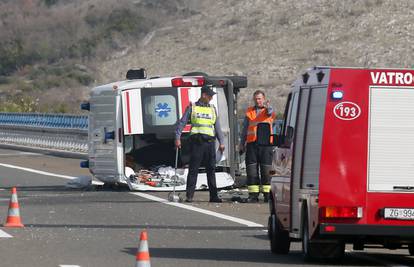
[186,136,218,199]
[246,142,273,192]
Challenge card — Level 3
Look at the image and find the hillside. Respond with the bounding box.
[99,0,414,113]
[0,0,195,112]
[0,0,413,114]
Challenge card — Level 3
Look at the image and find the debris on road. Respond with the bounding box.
[66,175,92,189]
[218,188,248,202]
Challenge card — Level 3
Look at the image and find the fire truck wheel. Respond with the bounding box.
[409,244,414,256]
[302,215,344,261]
[268,193,275,215]
[268,214,290,254]
[302,216,313,261]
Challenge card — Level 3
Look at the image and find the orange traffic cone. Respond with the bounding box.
[4,187,24,228]
[136,230,151,267]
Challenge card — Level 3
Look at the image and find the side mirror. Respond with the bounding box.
[257,122,282,146]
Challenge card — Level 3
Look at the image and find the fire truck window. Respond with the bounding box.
[284,93,293,130]
[280,92,298,146]
[283,92,298,137]
[143,95,177,126]
[289,92,299,128]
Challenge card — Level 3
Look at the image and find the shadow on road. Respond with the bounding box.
[124,247,303,264]
[0,184,132,192]
[243,233,269,240]
[0,185,69,192]
[348,251,414,266]
[121,247,401,265]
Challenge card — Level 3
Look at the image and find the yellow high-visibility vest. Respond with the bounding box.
[190,105,216,137]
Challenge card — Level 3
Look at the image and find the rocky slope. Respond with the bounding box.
[98,0,414,113]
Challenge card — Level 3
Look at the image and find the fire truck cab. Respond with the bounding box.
[263,66,414,260]
[81,69,247,190]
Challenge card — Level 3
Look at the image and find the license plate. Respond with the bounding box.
[384,208,414,220]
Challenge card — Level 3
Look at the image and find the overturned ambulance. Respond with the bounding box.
[81,69,247,191]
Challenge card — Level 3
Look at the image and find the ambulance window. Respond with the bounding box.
[124,135,133,153]
[143,95,177,126]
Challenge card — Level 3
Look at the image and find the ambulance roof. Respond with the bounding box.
[91,77,183,94]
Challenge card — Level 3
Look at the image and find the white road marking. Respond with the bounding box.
[132,192,264,227]
[0,163,264,228]
[59,265,81,267]
[0,229,13,238]
[0,163,102,185]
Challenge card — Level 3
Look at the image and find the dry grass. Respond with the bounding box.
[0,0,412,114]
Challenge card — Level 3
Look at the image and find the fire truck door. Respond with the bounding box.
[274,92,298,229]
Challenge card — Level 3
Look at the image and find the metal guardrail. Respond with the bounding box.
[0,113,88,129]
[0,113,88,155]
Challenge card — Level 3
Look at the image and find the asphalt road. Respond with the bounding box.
[0,148,413,267]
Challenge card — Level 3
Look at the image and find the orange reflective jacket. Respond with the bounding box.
[246,106,275,143]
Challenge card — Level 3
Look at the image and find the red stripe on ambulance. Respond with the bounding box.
[180,87,192,132]
[125,91,132,134]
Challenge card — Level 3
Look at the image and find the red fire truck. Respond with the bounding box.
[263,66,414,260]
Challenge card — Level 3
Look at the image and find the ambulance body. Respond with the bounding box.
[266,67,414,260]
[81,70,247,190]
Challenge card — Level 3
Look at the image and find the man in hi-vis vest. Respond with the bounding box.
[240,90,276,202]
[175,85,225,203]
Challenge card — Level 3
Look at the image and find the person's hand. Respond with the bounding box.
[219,144,225,152]
[175,139,181,149]
[264,100,270,109]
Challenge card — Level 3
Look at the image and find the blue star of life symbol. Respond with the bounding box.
[155,102,172,118]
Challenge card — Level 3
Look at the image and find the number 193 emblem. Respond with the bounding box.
[333,102,361,121]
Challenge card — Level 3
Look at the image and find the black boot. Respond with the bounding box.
[247,193,259,203]
[185,192,194,203]
[263,192,269,203]
[209,197,222,203]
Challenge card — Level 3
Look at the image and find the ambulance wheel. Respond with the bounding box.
[268,214,290,254]
[302,214,344,261]
[409,244,414,256]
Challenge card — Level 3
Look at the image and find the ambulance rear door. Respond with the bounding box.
[122,87,180,137]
